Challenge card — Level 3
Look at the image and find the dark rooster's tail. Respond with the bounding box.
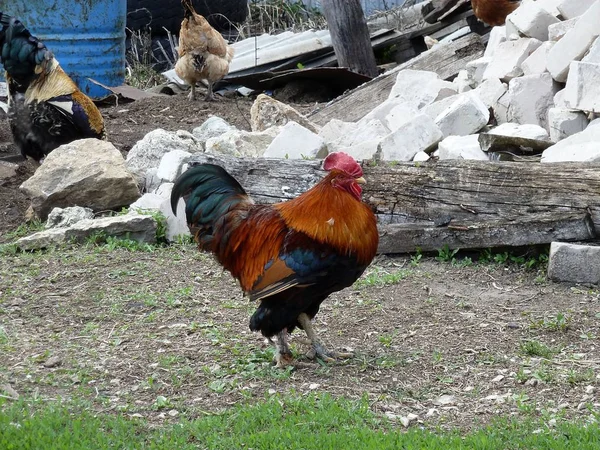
[171,164,253,250]
[0,12,53,89]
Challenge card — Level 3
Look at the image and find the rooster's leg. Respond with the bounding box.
[204,82,216,101]
[297,313,353,363]
[274,329,294,367]
[188,84,196,101]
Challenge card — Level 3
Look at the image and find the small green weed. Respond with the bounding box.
[519,340,557,359]
[436,245,459,263]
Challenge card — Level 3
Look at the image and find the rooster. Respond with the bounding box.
[175,0,235,101]
[471,0,520,26]
[0,13,105,162]
[171,153,379,367]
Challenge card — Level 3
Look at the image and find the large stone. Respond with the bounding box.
[16,214,157,251]
[192,116,236,147]
[483,26,507,58]
[388,69,457,110]
[156,150,192,182]
[434,94,490,138]
[505,72,559,129]
[438,135,489,161]
[563,61,600,113]
[318,119,357,144]
[546,0,600,82]
[506,1,559,41]
[45,206,94,229]
[582,36,600,63]
[126,129,202,179]
[521,41,554,75]
[250,94,319,133]
[548,17,579,41]
[263,121,328,159]
[548,242,600,283]
[556,0,597,19]
[205,127,280,158]
[547,108,589,142]
[20,139,141,220]
[378,114,443,161]
[483,38,542,82]
[328,119,389,153]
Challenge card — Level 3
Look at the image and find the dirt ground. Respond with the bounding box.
[0,91,599,431]
[0,92,318,240]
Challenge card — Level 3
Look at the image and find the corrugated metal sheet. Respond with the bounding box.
[4,0,126,99]
[297,0,427,16]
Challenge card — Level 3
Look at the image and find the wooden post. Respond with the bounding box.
[321,0,379,78]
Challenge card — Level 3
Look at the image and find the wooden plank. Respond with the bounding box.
[307,32,486,126]
[187,155,600,253]
[378,213,596,254]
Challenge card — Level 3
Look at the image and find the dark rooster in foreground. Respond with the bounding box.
[0,13,105,162]
[471,0,520,26]
[171,153,379,367]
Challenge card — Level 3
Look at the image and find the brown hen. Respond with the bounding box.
[471,0,520,26]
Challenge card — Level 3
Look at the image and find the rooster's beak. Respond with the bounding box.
[355,177,366,185]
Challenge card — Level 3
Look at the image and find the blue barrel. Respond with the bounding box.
[4,0,126,99]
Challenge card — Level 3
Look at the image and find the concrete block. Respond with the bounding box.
[474,78,509,108]
[547,0,600,82]
[192,116,236,148]
[385,104,420,131]
[328,119,389,152]
[506,1,560,41]
[438,135,489,161]
[548,17,579,41]
[548,242,600,284]
[506,73,559,129]
[206,127,279,158]
[537,0,562,16]
[556,0,596,19]
[318,119,357,144]
[378,114,443,161]
[453,69,473,93]
[264,122,327,159]
[548,107,590,142]
[434,94,490,137]
[483,38,542,82]
[582,36,600,63]
[156,150,192,182]
[484,26,507,57]
[388,69,457,109]
[553,88,568,108]
[489,122,550,141]
[563,61,600,113]
[340,140,381,161]
[522,41,554,75]
[422,95,459,120]
[541,123,600,162]
[412,151,430,162]
[358,97,404,127]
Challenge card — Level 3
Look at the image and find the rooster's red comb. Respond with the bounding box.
[323,152,363,178]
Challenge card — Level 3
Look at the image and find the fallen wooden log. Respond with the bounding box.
[307,32,486,126]
[188,154,599,254]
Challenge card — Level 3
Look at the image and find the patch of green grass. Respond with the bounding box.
[2,394,600,449]
[530,312,571,333]
[519,340,558,359]
[566,368,595,386]
[355,268,411,288]
[4,220,44,240]
[436,245,459,263]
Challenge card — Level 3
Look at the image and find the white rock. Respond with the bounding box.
[385,104,420,131]
[453,69,473,93]
[128,192,190,242]
[263,122,328,159]
[359,97,405,126]
[563,61,600,113]
[126,129,202,178]
[192,116,236,147]
[522,41,554,75]
[537,0,562,16]
[338,139,380,161]
[205,127,279,158]
[328,119,389,152]
[553,88,568,108]
[422,94,459,120]
[412,151,430,162]
[548,242,600,283]
[156,150,191,183]
[434,94,490,137]
[474,78,508,108]
[466,57,491,85]
[378,114,443,161]
[388,69,457,109]
[489,122,550,141]
[483,38,542,82]
[556,0,597,19]
[506,73,559,129]
[541,122,600,162]
[145,167,162,193]
[506,1,559,41]
[318,119,357,144]
[548,108,590,142]
[155,182,174,200]
[438,135,489,160]
[582,36,600,63]
[547,0,600,82]
[250,94,319,133]
[46,206,94,229]
[548,17,579,41]
[484,26,507,58]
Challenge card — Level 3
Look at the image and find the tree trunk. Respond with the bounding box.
[321,0,379,78]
